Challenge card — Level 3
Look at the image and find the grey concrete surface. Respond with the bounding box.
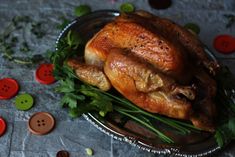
[0,0,234,157]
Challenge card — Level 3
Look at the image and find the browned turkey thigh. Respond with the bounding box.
[104,49,195,119]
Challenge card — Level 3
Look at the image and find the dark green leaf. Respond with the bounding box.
[68,108,80,118]
[67,30,83,48]
[55,78,75,93]
[74,5,91,17]
[60,93,83,108]
[31,54,44,63]
[228,118,235,134]
[20,42,30,52]
[31,22,46,38]
[215,129,224,147]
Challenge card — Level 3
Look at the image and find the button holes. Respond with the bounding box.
[25,100,28,103]
[21,101,24,104]
[4,89,8,92]
[42,123,45,126]
[42,120,45,122]
[38,124,41,127]
[37,120,40,123]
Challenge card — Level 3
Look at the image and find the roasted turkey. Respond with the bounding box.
[67,11,219,132]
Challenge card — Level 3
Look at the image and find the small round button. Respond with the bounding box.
[213,35,235,54]
[35,64,56,85]
[28,112,55,135]
[148,0,172,10]
[56,150,70,157]
[0,78,19,100]
[0,117,7,137]
[15,93,34,111]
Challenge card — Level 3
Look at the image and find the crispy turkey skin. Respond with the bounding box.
[68,11,219,132]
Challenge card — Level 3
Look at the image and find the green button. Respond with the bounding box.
[184,23,200,35]
[120,3,135,13]
[15,93,34,111]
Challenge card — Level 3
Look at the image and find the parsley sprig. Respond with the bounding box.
[214,66,235,147]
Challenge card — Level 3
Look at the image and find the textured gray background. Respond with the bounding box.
[0,0,235,157]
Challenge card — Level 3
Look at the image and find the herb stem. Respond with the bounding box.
[116,107,174,143]
[13,58,32,64]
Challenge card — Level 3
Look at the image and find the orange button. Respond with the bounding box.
[0,117,7,137]
[35,64,56,85]
[28,112,55,135]
[213,35,235,54]
[0,78,19,100]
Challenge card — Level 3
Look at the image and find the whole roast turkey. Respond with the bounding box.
[67,11,220,132]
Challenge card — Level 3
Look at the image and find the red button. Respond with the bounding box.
[0,78,19,100]
[35,64,56,85]
[213,35,235,54]
[0,117,7,137]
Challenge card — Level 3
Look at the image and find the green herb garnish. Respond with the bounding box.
[214,66,235,147]
[0,16,47,66]
[31,22,46,38]
[74,5,91,17]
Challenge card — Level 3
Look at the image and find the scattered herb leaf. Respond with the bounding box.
[31,22,46,38]
[74,5,91,17]
[0,16,47,66]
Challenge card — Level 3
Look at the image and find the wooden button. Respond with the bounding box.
[35,64,56,85]
[0,78,19,100]
[28,112,55,135]
[56,150,70,157]
[0,117,7,137]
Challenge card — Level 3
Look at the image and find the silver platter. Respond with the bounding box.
[56,10,221,157]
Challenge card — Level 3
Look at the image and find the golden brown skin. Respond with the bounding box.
[82,11,218,132]
[134,11,220,74]
[67,58,111,91]
[104,49,195,119]
[85,14,192,83]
